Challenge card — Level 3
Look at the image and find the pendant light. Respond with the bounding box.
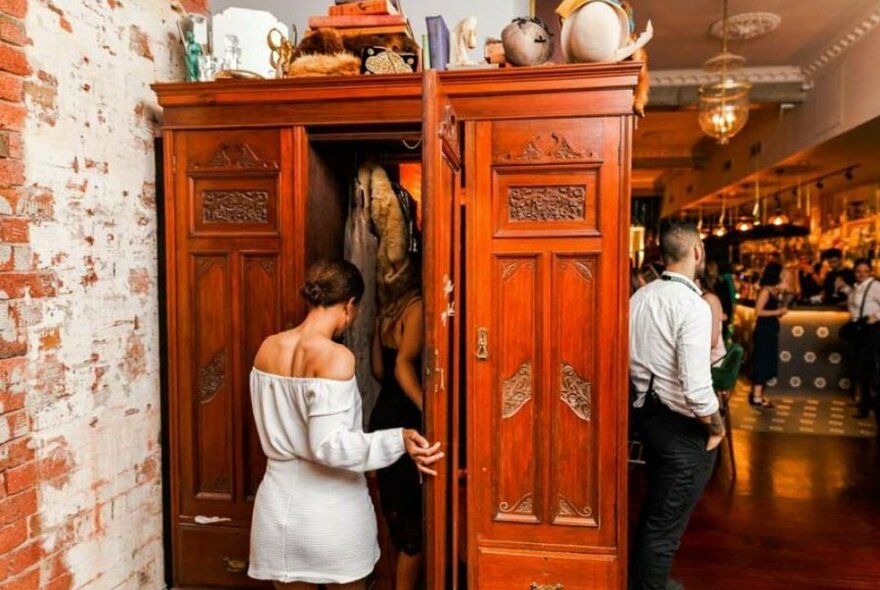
[713,194,728,237]
[698,0,752,144]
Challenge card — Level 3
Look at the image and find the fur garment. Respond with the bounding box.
[359,161,420,347]
[293,28,346,59]
[287,53,361,77]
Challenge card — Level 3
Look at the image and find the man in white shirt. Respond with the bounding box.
[629,222,725,590]
[841,259,880,421]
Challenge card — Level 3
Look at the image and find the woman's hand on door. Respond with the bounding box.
[403,429,444,476]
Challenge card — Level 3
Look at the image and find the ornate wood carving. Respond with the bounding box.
[257,258,276,274]
[502,362,532,419]
[499,492,533,515]
[438,104,460,156]
[502,132,597,162]
[530,584,564,590]
[560,362,591,421]
[195,142,277,170]
[568,260,593,280]
[508,186,586,222]
[557,495,593,519]
[203,190,269,224]
[199,350,226,403]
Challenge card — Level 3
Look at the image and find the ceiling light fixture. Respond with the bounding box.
[698,0,752,145]
[768,196,789,226]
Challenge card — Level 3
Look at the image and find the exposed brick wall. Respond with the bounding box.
[0,1,205,589]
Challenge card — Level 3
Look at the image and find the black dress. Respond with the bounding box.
[369,346,423,556]
[752,291,781,384]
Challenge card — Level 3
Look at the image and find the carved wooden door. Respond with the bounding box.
[167,128,296,587]
[422,71,463,590]
[468,117,629,589]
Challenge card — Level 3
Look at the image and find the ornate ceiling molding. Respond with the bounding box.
[710,12,781,40]
[651,66,805,87]
[803,7,880,77]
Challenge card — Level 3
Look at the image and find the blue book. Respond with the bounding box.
[425,15,449,71]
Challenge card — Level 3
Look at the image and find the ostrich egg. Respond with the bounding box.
[560,1,630,63]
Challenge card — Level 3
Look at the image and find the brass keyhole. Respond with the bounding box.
[476,327,489,360]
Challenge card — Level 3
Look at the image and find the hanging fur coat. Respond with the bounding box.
[358,161,421,348]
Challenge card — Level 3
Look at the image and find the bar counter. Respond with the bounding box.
[734,302,853,393]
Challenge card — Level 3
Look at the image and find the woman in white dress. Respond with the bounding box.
[248,260,444,589]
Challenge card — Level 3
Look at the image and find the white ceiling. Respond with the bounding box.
[633,0,879,70]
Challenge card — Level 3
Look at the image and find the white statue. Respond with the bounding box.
[451,16,478,67]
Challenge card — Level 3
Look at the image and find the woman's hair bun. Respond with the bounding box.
[300,260,365,308]
[301,281,325,306]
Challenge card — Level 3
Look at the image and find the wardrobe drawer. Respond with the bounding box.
[476,547,618,590]
[175,523,268,588]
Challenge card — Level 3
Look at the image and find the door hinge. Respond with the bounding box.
[172,154,177,173]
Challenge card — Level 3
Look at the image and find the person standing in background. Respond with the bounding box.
[822,249,848,305]
[750,262,788,409]
[840,259,880,422]
[629,222,725,590]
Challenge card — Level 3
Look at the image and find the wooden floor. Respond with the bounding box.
[631,428,880,590]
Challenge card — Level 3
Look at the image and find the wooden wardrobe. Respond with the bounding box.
[153,62,638,590]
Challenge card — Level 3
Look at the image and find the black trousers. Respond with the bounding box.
[856,325,880,420]
[631,396,717,590]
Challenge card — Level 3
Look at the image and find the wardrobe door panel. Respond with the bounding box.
[169,127,294,589]
[469,114,628,589]
[423,71,462,590]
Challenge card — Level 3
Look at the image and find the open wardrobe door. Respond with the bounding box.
[422,70,463,590]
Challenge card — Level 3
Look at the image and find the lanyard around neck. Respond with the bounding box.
[660,273,701,296]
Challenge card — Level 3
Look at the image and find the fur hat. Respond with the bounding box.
[289,28,360,77]
[287,53,361,77]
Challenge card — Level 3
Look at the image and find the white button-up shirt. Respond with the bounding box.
[629,271,719,418]
[847,277,880,320]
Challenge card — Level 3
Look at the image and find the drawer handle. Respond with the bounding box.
[223,557,248,574]
[530,584,563,590]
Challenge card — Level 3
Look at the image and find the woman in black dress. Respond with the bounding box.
[370,291,424,590]
[751,262,788,408]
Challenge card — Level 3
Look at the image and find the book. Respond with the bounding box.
[309,15,407,29]
[329,0,399,17]
[334,24,409,37]
[306,24,409,38]
[425,15,449,71]
[335,0,399,5]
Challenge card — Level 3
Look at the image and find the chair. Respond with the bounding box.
[711,343,745,480]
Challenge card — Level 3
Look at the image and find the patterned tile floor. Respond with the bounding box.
[729,381,878,438]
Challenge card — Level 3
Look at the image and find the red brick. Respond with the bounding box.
[2,410,28,442]
[0,101,25,132]
[3,541,40,578]
[42,574,71,590]
[0,73,21,102]
[0,489,36,526]
[0,391,25,414]
[4,462,33,495]
[0,568,39,590]
[0,273,56,299]
[40,551,65,581]
[0,15,27,46]
[0,130,21,159]
[0,3,23,20]
[0,44,28,76]
[0,217,27,242]
[180,0,209,14]
[0,1,26,19]
[0,437,33,472]
[0,520,26,554]
[0,158,23,186]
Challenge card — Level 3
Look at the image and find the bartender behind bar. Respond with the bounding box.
[821,248,855,305]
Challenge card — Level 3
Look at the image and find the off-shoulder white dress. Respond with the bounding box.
[248,368,406,585]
